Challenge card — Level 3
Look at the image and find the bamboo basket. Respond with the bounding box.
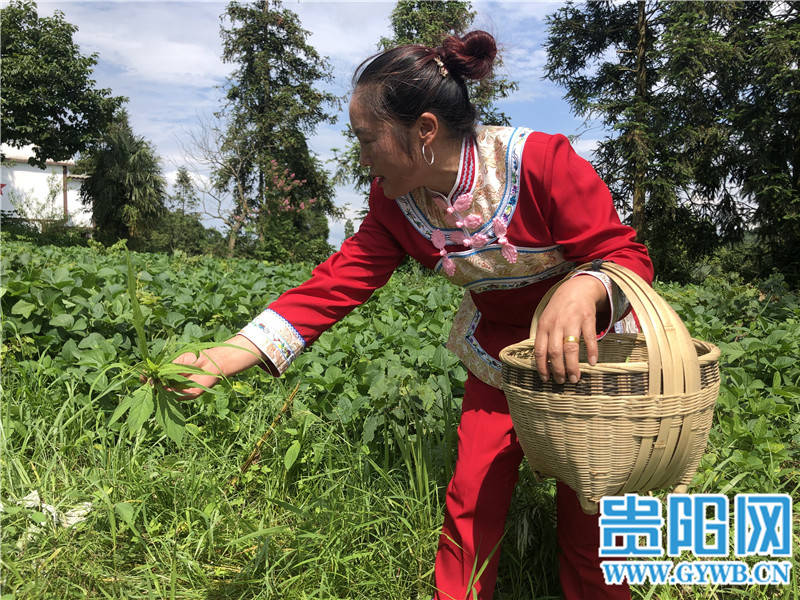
[499,262,720,514]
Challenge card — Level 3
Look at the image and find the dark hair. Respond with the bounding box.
[353,30,497,145]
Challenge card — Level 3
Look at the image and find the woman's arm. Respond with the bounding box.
[173,180,407,395]
[525,134,654,383]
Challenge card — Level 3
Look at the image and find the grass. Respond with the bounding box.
[5,355,797,599]
[2,241,799,599]
[2,362,449,599]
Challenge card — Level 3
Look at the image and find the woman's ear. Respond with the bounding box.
[416,111,439,146]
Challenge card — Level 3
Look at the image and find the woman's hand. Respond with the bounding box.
[533,275,609,384]
[165,334,267,399]
[168,349,225,399]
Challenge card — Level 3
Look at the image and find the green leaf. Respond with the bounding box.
[114,502,135,528]
[284,440,301,471]
[226,526,290,548]
[49,313,74,328]
[362,414,381,445]
[773,356,795,370]
[432,345,452,371]
[52,266,73,287]
[127,385,154,435]
[109,393,135,426]
[70,317,88,332]
[29,511,48,524]
[11,299,36,319]
[61,338,79,361]
[154,390,185,446]
[113,501,143,538]
[772,371,782,389]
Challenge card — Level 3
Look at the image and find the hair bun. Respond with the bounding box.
[440,30,497,81]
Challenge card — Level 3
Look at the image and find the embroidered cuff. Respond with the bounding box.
[570,270,630,339]
[238,308,305,376]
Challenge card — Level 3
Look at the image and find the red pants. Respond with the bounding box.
[434,374,630,600]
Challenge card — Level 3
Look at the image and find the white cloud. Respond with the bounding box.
[291,1,393,67]
[327,184,368,248]
[477,0,564,24]
[571,138,601,161]
[309,125,351,163]
[504,46,548,80]
[25,0,593,245]
[40,2,232,88]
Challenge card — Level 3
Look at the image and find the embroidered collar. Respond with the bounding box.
[426,135,477,206]
[394,126,532,275]
[425,135,517,275]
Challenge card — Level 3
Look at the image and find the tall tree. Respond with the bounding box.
[1,0,124,168]
[544,1,800,282]
[217,0,339,262]
[78,110,166,243]
[168,167,200,216]
[660,1,800,281]
[545,1,670,244]
[180,112,261,257]
[545,2,725,281]
[331,0,519,203]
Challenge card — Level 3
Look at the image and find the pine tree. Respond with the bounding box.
[217,0,340,262]
[660,1,800,281]
[544,1,728,280]
[544,1,800,282]
[545,1,670,243]
[169,167,199,216]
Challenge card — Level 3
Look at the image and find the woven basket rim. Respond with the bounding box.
[499,333,720,373]
[502,383,719,410]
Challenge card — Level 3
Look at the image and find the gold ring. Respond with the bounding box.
[563,335,579,344]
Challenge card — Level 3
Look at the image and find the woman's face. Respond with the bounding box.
[349,91,424,199]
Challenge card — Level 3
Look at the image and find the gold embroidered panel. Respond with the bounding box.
[439,245,574,292]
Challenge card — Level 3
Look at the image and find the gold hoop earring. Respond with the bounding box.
[421,144,435,166]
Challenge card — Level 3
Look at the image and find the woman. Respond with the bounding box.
[174,30,651,600]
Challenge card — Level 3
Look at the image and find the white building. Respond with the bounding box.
[1,143,92,228]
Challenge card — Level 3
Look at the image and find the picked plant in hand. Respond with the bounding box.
[94,252,235,446]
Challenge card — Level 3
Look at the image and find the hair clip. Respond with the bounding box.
[433,56,448,78]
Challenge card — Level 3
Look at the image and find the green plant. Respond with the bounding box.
[96,251,247,446]
[2,239,797,599]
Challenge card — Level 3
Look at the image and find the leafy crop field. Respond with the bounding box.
[2,239,799,599]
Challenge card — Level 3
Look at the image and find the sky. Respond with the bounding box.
[30,0,603,248]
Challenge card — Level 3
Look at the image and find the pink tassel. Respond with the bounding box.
[470,233,488,248]
[463,213,482,229]
[492,217,517,262]
[442,256,456,276]
[453,192,472,212]
[431,229,446,250]
[501,243,518,264]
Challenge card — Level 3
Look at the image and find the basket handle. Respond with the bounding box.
[601,262,700,394]
[599,262,699,491]
[529,262,700,395]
